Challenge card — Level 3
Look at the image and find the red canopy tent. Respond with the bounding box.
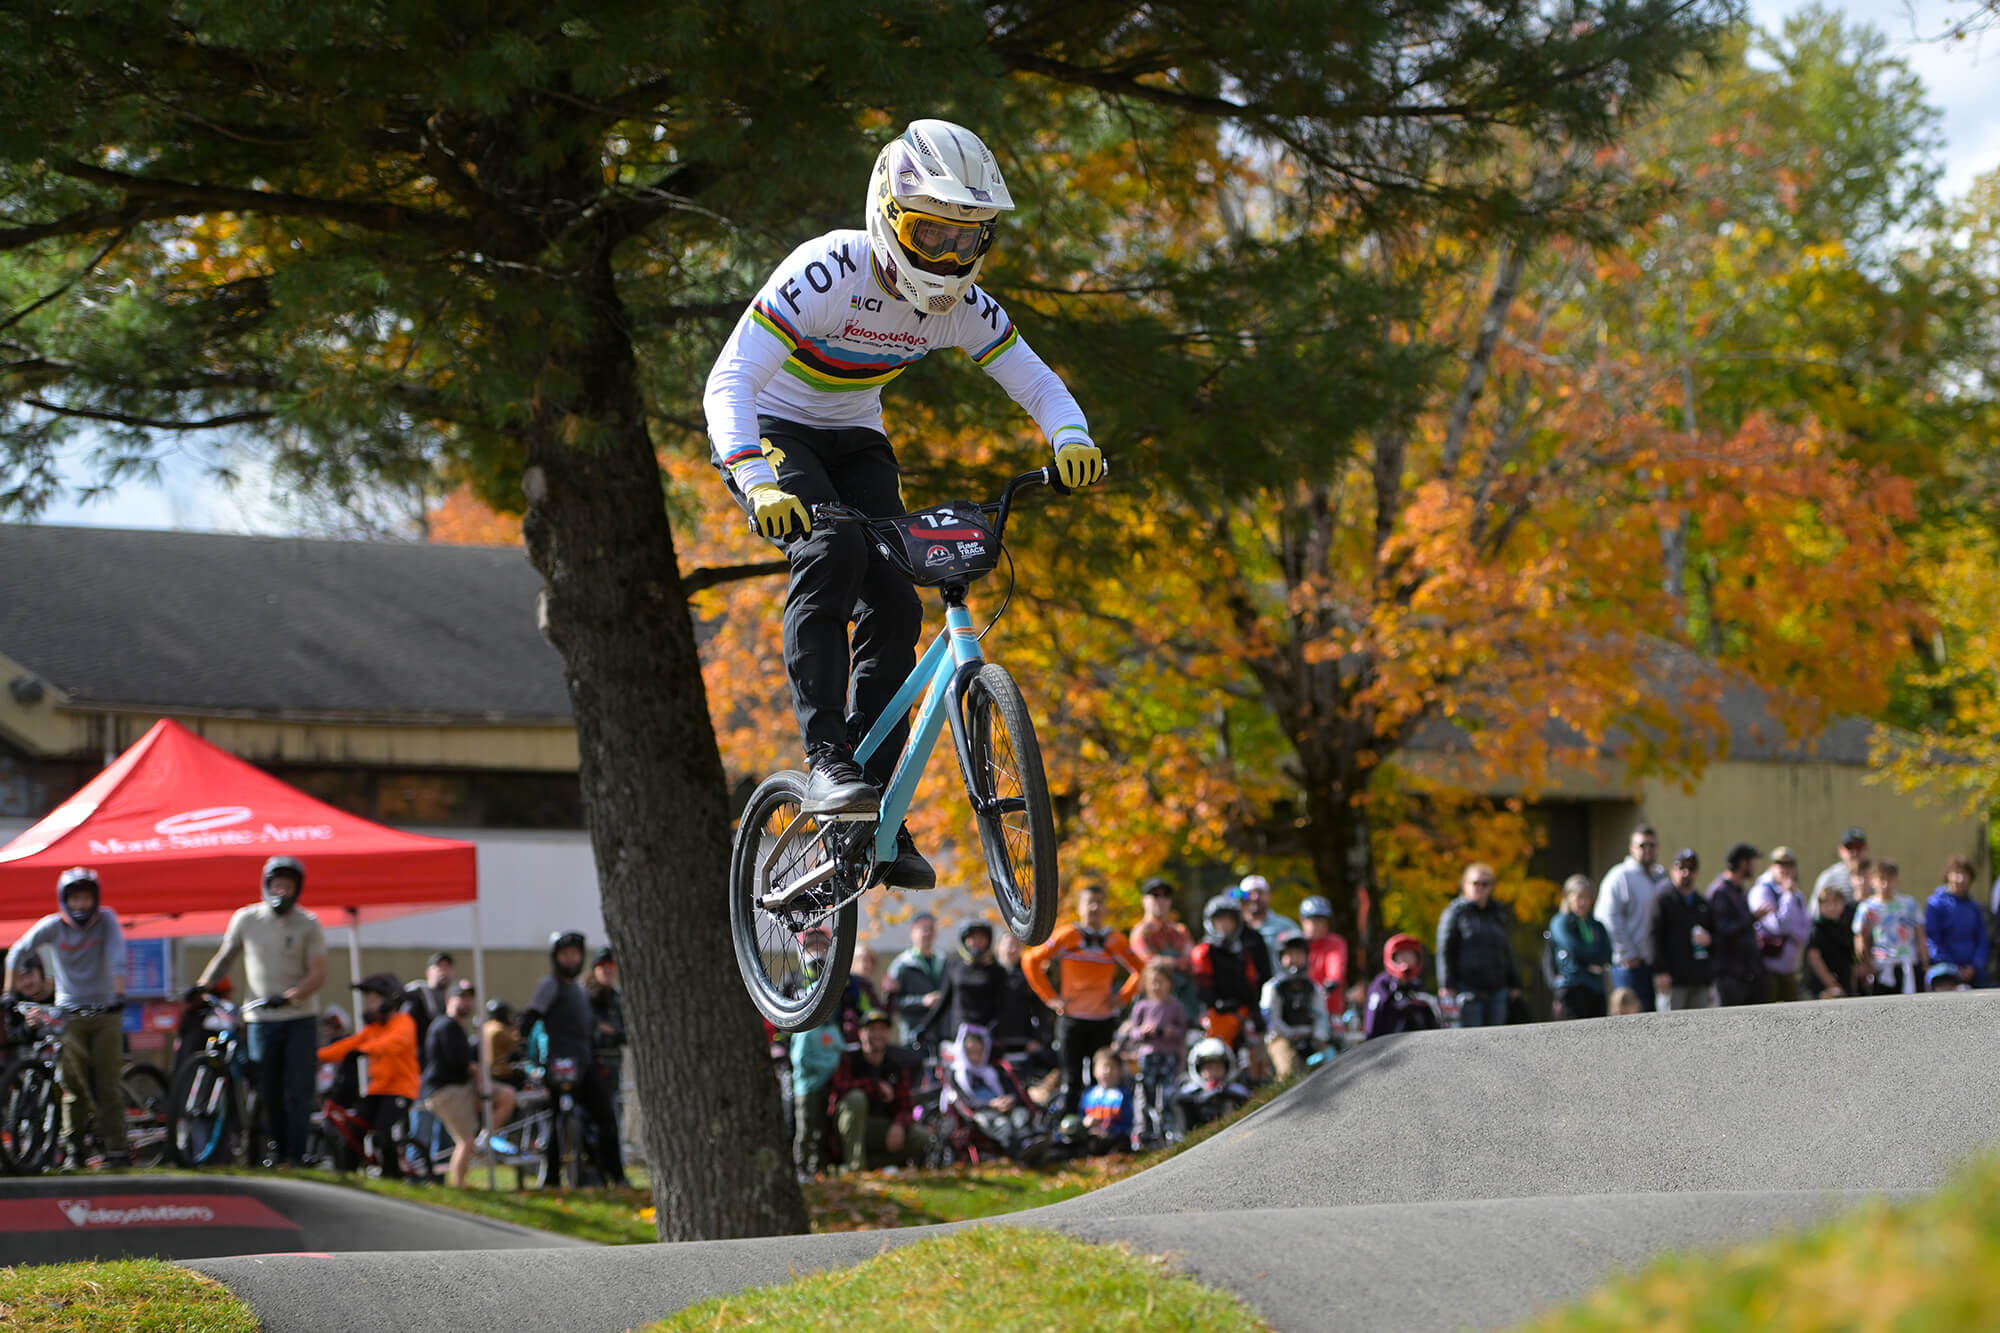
[0,719,477,942]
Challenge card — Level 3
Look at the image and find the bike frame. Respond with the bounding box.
[852,601,988,866]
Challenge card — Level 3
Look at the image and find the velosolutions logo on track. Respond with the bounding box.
[81,805,336,857]
[57,1198,215,1227]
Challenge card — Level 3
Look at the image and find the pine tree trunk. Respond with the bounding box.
[515,251,807,1240]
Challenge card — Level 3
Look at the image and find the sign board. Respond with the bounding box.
[124,938,170,997]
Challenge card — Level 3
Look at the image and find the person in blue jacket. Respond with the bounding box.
[1925,856,1988,990]
[1549,875,1614,1019]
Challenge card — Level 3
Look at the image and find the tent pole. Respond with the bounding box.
[471,897,494,1191]
[347,909,362,993]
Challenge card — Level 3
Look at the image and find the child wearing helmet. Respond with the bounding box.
[1173,1036,1251,1133]
[316,973,420,1178]
[702,120,1105,892]
[1364,935,1442,1039]
[1297,896,1349,1005]
[1260,932,1331,1078]
[1189,895,1271,1054]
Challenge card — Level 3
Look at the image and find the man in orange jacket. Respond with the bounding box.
[1023,882,1143,1116]
[317,972,420,1179]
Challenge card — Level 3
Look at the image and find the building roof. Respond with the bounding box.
[1407,642,1878,768]
[0,525,569,722]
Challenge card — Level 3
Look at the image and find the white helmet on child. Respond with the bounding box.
[866,120,1013,315]
[1187,1035,1238,1083]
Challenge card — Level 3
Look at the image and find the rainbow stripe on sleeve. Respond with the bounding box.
[971,323,1019,368]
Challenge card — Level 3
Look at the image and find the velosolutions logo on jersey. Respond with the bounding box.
[82,805,336,858]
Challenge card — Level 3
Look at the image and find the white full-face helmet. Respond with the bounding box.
[866,119,1014,315]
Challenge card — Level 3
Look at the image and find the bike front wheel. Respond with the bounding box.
[168,1056,240,1167]
[0,1057,60,1175]
[729,770,858,1033]
[965,663,1060,945]
[121,1060,172,1168]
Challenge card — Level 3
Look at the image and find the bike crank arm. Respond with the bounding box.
[757,856,841,912]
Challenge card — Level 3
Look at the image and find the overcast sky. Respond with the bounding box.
[26,0,2000,536]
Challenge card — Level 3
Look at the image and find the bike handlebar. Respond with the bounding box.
[810,465,1065,546]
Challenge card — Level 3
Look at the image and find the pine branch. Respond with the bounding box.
[20,398,274,432]
[681,559,788,593]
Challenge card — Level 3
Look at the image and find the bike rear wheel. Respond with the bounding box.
[168,1056,240,1167]
[965,663,1059,945]
[729,769,858,1032]
[0,1057,60,1175]
[121,1060,172,1168]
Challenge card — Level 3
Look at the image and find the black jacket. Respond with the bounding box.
[926,950,1009,1042]
[1706,875,1764,985]
[589,983,627,1066]
[1436,897,1520,993]
[420,1015,473,1098]
[991,962,1053,1051]
[1652,888,1716,985]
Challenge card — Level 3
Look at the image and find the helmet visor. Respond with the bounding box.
[890,203,994,275]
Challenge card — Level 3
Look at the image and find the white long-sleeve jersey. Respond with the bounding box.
[702,229,1092,492]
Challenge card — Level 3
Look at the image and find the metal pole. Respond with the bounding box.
[472,897,494,1191]
[346,908,363,991]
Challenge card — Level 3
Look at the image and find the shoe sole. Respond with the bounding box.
[802,805,879,822]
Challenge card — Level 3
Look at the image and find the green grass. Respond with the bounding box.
[649,1225,1273,1332]
[0,1261,257,1333]
[1516,1153,2000,1333]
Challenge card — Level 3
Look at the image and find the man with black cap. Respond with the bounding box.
[196,855,327,1166]
[829,1008,930,1171]
[1652,849,1716,1009]
[1815,828,1869,903]
[403,951,456,1048]
[519,931,625,1188]
[1707,843,1770,1007]
[4,867,127,1165]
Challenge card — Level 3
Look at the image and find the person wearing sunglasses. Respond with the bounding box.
[703,119,1105,893]
[1436,864,1522,1028]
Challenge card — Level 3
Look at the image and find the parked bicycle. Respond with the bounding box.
[731,467,1067,1032]
[166,987,273,1167]
[0,1001,170,1174]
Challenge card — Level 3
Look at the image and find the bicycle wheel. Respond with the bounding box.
[0,1057,60,1175]
[168,1056,240,1167]
[965,663,1059,944]
[729,770,858,1032]
[121,1061,172,1168]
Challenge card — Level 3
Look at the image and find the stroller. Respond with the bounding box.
[924,1024,1052,1167]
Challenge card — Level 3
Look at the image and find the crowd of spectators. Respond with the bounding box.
[1,855,629,1186]
[783,877,1354,1180]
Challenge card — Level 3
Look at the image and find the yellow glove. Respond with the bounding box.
[1054,440,1105,489]
[746,482,809,540]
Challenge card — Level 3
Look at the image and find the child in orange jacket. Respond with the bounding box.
[316,972,419,1177]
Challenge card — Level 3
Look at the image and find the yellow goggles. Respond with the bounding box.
[883,196,995,275]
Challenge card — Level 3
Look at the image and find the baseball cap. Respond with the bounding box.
[1140,877,1174,897]
[859,1008,892,1029]
[1239,874,1271,895]
[427,950,454,967]
[1842,826,1867,846]
[1770,846,1797,865]
[1672,848,1700,867]
[910,910,937,926]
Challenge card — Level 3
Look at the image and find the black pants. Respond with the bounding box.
[357,1094,409,1179]
[1552,987,1606,1020]
[545,1067,626,1187]
[1716,971,1772,1007]
[1055,1015,1119,1118]
[729,418,922,785]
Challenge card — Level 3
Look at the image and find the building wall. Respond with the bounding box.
[1612,761,1987,885]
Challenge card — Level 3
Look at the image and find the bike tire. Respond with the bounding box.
[729,769,858,1032]
[121,1060,172,1168]
[167,1056,240,1167]
[0,1057,60,1175]
[965,663,1060,945]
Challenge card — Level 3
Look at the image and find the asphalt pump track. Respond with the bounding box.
[165,993,2000,1330]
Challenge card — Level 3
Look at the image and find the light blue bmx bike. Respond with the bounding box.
[730,467,1067,1031]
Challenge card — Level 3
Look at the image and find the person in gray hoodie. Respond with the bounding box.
[3,867,128,1164]
[1596,825,1667,1014]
